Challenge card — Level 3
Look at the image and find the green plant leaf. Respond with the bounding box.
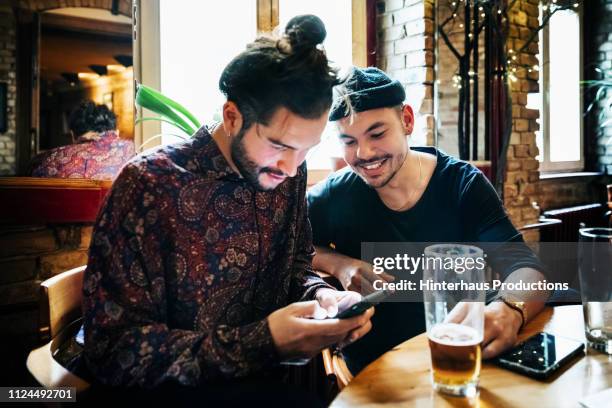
[135,84,201,136]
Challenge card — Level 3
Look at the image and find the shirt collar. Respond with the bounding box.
[192,125,241,181]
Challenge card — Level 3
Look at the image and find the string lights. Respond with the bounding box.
[441,0,583,88]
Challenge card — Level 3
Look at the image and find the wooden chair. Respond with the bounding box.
[321,348,354,391]
[26,265,91,392]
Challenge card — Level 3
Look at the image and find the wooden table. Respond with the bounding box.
[331,305,612,407]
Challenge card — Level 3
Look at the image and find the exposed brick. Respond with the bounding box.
[507,160,521,171]
[510,10,528,26]
[514,144,530,158]
[53,225,81,249]
[520,132,534,144]
[527,16,539,29]
[0,228,57,258]
[0,257,37,285]
[522,159,539,171]
[514,119,529,132]
[522,230,539,243]
[0,280,40,307]
[504,184,519,198]
[522,2,539,17]
[521,206,540,221]
[385,0,405,13]
[80,226,94,249]
[528,171,539,182]
[383,25,407,42]
[39,250,88,280]
[394,4,424,25]
[519,27,532,41]
[394,36,433,54]
[520,183,538,195]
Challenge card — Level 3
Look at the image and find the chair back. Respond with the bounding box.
[39,265,86,342]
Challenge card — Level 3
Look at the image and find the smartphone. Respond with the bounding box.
[493,332,584,379]
[335,290,391,319]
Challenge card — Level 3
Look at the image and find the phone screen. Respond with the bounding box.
[495,332,584,378]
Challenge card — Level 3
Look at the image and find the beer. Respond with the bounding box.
[428,323,482,391]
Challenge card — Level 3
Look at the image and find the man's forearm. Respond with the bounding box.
[313,245,352,279]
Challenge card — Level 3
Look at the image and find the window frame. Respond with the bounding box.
[538,4,584,173]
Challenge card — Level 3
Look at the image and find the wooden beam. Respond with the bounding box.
[257,0,279,33]
[352,0,367,67]
[41,13,132,38]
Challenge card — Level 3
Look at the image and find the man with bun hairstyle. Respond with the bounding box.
[308,67,549,374]
[82,16,372,404]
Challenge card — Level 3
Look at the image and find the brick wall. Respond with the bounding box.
[539,176,605,210]
[376,0,435,146]
[0,5,17,175]
[536,0,612,213]
[0,224,92,339]
[585,0,612,174]
[502,0,541,240]
[434,3,487,159]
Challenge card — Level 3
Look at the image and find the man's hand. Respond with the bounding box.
[335,258,395,295]
[315,288,361,318]
[313,247,394,295]
[444,301,523,359]
[482,301,523,359]
[267,300,374,359]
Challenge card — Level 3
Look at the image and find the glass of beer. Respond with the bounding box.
[423,244,486,397]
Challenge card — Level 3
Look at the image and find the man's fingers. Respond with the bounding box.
[309,305,374,336]
[348,320,372,343]
[360,266,382,283]
[444,301,470,324]
[357,278,376,295]
[316,289,339,318]
[482,337,512,359]
[290,300,328,319]
[378,272,395,283]
[336,292,362,312]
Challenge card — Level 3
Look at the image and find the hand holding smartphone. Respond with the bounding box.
[335,290,391,319]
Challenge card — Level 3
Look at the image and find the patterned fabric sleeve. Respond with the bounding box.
[289,169,335,303]
[83,163,279,388]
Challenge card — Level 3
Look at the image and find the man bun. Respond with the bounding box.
[284,14,326,51]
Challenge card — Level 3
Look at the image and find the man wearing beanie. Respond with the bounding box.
[308,67,549,374]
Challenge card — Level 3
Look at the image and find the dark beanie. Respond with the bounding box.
[329,67,406,121]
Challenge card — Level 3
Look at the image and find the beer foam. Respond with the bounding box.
[429,323,482,346]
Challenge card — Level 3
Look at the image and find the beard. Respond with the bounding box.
[353,151,407,189]
[230,129,286,191]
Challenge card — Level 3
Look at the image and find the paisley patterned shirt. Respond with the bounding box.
[29,130,135,180]
[82,126,331,388]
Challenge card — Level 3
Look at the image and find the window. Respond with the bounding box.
[530,5,583,172]
[159,0,257,145]
[137,0,369,169]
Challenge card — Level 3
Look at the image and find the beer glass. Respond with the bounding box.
[578,228,612,354]
[423,244,486,397]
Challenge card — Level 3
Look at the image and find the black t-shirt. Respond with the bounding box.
[307,147,543,373]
